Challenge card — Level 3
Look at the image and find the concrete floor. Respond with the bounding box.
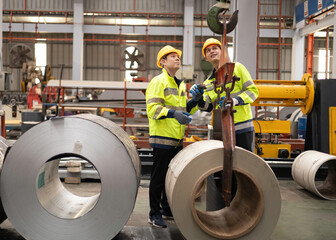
[0,180,335,240]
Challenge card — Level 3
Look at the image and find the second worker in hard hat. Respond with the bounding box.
[146,45,199,228]
[191,38,259,152]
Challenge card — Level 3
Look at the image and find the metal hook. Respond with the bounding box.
[207,7,239,35]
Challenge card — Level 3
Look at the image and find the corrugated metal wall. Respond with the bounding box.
[194,37,209,84]
[2,0,305,83]
[84,35,184,82]
[258,38,292,80]
[48,42,73,80]
[3,0,25,10]
[194,0,294,16]
[259,0,295,17]
[84,36,121,81]
[3,0,294,15]
[194,0,217,14]
[3,0,184,13]
[2,36,298,82]
[14,35,326,83]
[84,0,184,13]
[3,0,74,11]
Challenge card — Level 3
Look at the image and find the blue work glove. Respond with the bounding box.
[173,111,192,125]
[218,96,225,108]
[189,84,204,101]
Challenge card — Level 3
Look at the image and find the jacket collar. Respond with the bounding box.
[162,68,182,86]
[209,68,216,79]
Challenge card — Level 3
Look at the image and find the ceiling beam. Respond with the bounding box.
[3,22,294,38]
[299,14,334,36]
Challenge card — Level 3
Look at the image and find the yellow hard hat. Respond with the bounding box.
[202,38,222,57]
[157,45,182,68]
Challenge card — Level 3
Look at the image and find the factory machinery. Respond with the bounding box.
[252,73,314,159]
[252,74,336,180]
[135,73,334,181]
[0,1,335,240]
[166,1,336,239]
[0,76,335,240]
[43,72,324,180]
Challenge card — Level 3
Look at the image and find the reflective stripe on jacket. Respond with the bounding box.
[146,68,197,148]
[203,62,259,134]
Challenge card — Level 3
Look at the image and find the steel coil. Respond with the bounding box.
[0,136,10,224]
[166,140,281,240]
[0,114,140,240]
[292,150,336,200]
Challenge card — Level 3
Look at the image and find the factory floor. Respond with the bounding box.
[0,180,335,240]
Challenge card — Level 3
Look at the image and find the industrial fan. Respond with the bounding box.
[121,46,145,70]
[9,43,34,68]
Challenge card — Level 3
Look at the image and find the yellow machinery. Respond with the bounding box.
[99,107,116,116]
[251,73,315,158]
[253,119,291,158]
[252,73,315,115]
[330,107,336,155]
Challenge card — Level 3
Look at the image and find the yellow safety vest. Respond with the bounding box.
[202,62,259,134]
[146,69,198,148]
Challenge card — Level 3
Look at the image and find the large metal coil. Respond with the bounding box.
[166,140,281,240]
[292,150,336,200]
[0,136,11,224]
[0,114,141,240]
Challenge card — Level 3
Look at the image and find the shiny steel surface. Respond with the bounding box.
[0,114,141,240]
[0,136,10,224]
[166,140,281,240]
[292,150,336,200]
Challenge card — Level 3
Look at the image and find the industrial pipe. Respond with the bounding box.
[166,140,281,239]
[0,114,141,240]
[292,150,336,200]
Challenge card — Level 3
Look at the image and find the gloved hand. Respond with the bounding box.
[218,96,225,108]
[219,97,239,109]
[189,84,204,101]
[173,111,192,125]
[224,98,239,109]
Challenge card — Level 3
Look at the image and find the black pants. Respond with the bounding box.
[149,146,182,216]
[236,130,255,152]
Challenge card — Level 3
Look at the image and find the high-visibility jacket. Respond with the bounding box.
[146,69,198,149]
[201,62,259,134]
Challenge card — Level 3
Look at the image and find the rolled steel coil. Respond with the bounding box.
[166,140,281,240]
[0,114,140,240]
[292,150,336,200]
[0,136,10,224]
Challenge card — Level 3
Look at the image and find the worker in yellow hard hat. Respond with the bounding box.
[191,37,259,152]
[146,45,198,228]
[201,38,222,58]
[190,38,259,206]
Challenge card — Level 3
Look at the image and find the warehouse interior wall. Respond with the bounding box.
[1,0,333,84]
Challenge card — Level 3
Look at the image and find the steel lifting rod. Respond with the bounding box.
[208,2,239,207]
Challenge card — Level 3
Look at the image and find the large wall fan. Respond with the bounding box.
[121,45,145,71]
[9,43,34,68]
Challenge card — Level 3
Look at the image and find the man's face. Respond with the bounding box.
[162,52,181,70]
[205,44,221,63]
